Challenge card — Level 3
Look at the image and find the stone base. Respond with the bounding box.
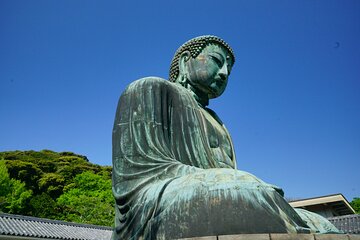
[179,234,360,240]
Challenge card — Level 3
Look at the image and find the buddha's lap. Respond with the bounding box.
[144,169,298,236]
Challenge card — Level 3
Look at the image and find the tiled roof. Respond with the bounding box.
[289,193,355,217]
[0,213,112,240]
[328,214,360,234]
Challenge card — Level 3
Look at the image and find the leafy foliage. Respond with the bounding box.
[350,197,360,214]
[5,160,42,192]
[38,173,65,198]
[57,171,114,226]
[0,150,113,226]
[29,193,59,218]
[0,160,33,213]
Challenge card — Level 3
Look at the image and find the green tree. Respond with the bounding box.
[0,150,113,224]
[5,160,42,192]
[0,160,11,208]
[29,193,59,218]
[0,160,33,214]
[57,171,114,226]
[38,173,65,198]
[350,198,360,214]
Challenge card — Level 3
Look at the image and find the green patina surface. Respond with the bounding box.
[111,36,341,240]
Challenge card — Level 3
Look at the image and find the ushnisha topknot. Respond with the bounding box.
[169,35,235,82]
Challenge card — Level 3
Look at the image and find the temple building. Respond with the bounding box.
[0,213,112,240]
[289,193,355,218]
[289,193,359,234]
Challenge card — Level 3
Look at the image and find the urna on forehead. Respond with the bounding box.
[169,35,235,82]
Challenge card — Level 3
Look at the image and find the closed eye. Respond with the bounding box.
[210,55,223,67]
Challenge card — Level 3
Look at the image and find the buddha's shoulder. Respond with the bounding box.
[124,77,183,94]
[120,77,197,108]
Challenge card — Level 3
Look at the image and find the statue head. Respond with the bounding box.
[169,35,235,100]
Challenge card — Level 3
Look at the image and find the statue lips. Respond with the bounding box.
[209,77,227,97]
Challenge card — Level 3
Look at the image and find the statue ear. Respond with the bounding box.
[179,51,191,75]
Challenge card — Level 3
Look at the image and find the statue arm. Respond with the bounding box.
[112,78,199,191]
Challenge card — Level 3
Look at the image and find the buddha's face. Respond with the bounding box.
[185,44,233,99]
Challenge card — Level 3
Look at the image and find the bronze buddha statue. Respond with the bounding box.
[112,35,340,239]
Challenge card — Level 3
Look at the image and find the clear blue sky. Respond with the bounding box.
[1,1,359,202]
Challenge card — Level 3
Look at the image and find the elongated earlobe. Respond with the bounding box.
[177,51,191,87]
[179,51,190,74]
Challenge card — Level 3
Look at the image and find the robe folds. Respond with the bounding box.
[112,77,333,240]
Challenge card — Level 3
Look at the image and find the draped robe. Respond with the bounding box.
[112,77,338,239]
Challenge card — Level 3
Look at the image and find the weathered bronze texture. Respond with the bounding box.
[112,35,340,240]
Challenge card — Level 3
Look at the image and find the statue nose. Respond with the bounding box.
[218,64,228,80]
